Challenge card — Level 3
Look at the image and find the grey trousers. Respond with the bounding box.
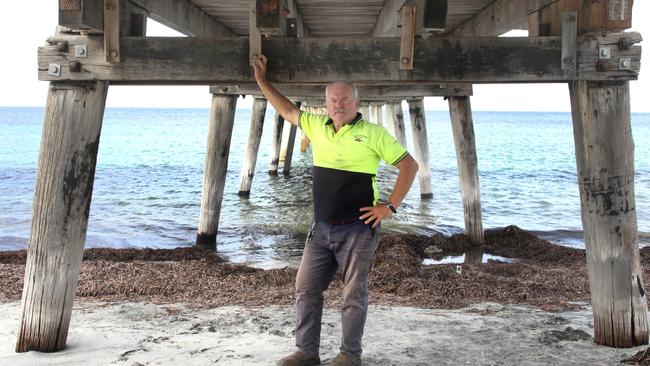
[295,219,380,358]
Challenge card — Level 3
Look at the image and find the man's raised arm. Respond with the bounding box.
[251,54,300,126]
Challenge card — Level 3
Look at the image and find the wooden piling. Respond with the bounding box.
[196,95,237,249]
[371,102,383,126]
[268,111,285,175]
[360,105,370,119]
[386,101,407,147]
[407,99,433,198]
[448,96,484,247]
[16,81,109,353]
[569,80,648,347]
[283,124,298,175]
[238,98,267,196]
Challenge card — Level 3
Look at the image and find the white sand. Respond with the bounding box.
[0,301,644,365]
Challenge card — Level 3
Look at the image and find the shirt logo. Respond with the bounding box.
[353,134,367,143]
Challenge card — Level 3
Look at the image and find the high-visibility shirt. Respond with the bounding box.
[299,111,408,221]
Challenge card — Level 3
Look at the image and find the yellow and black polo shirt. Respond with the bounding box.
[299,111,408,222]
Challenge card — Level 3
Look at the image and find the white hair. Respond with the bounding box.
[325,81,359,101]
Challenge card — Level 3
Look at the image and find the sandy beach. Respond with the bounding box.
[1,301,646,365]
[1,227,650,365]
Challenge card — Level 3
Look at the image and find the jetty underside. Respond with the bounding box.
[17,0,646,352]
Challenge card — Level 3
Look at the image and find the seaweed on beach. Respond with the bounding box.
[0,226,628,311]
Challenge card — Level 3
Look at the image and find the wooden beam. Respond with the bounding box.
[417,0,447,31]
[529,0,635,37]
[561,11,578,75]
[128,0,235,36]
[16,81,109,352]
[196,95,238,249]
[38,34,642,84]
[400,3,416,70]
[104,0,120,63]
[59,0,104,33]
[371,0,408,37]
[209,84,473,98]
[286,0,310,37]
[450,0,529,37]
[249,2,262,63]
[569,80,648,347]
[256,0,286,36]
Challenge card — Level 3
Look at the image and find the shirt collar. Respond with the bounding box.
[325,112,363,126]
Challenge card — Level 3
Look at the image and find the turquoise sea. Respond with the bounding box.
[0,106,648,268]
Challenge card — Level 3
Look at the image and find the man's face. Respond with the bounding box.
[326,84,359,125]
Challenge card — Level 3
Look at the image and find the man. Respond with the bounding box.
[251,54,419,366]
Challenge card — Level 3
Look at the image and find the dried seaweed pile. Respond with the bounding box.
[0,226,632,311]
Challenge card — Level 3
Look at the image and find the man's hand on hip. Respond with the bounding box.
[359,204,393,228]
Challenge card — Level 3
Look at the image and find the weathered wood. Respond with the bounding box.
[360,105,371,119]
[448,96,484,246]
[371,0,408,37]
[282,124,298,176]
[210,84,473,98]
[407,99,432,198]
[256,0,286,36]
[386,101,407,146]
[569,80,648,347]
[400,3,416,70]
[418,0,447,31]
[121,2,147,37]
[286,0,310,37]
[370,102,383,126]
[59,0,104,33]
[561,11,578,75]
[38,35,642,84]
[104,0,120,63]
[249,2,262,63]
[529,0,634,36]
[238,98,267,197]
[268,112,285,175]
[128,0,235,36]
[450,0,528,36]
[16,81,109,352]
[196,95,237,249]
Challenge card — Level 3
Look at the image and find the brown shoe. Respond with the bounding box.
[276,350,321,366]
[330,352,361,366]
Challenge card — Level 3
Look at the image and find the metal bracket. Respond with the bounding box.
[48,63,61,77]
[75,44,88,58]
[619,57,632,70]
[599,46,611,59]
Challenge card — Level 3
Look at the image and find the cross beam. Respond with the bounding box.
[39,34,641,84]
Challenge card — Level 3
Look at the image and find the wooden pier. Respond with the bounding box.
[17,0,646,352]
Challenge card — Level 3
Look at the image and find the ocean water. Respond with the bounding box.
[1,106,648,268]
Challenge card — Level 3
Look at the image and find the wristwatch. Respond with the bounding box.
[385,202,397,214]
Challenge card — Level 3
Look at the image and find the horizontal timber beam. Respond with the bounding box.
[39,34,641,84]
[209,84,473,98]
[449,0,529,36]
[128,0,235,36]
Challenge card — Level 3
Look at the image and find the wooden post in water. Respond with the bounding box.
[360,105,370,119]
[448,96,484,247]
[196,95,238,249]
[569,80,648,347]
[282,101,300,175]
[268,111,285,175]
[16,81,109,353]
[386,101,407,147]
[407,99,433,198]
[238,98,267,196]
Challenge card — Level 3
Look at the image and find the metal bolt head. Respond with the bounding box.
[401,57,410,65]
[55,41,68,52]
[110,50,118,58]
[599,46,611,59]
[619,57,632,70]
[75,45,87,58]
[48,63,61,77]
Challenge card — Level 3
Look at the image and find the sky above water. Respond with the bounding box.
[0,2,648,112]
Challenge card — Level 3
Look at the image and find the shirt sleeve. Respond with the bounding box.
[374,127,409,166]
[298,111,319,140]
